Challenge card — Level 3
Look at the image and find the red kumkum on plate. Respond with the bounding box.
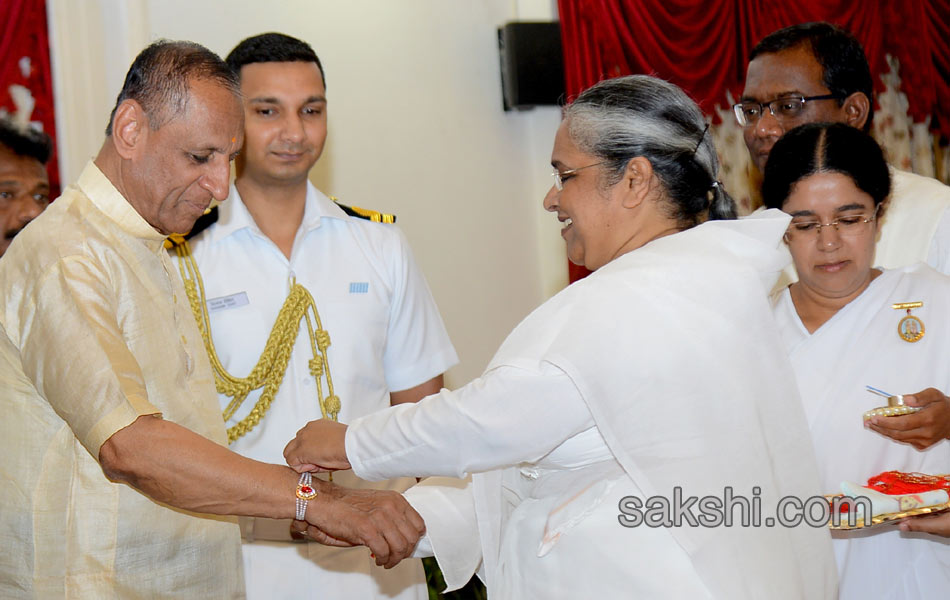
[826,471,950,530]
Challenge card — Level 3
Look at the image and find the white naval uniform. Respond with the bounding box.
[185,182,458,599]
[772,264,950,600]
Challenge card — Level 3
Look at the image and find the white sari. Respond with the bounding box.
[353,211,837,598]
[773,264,950,599]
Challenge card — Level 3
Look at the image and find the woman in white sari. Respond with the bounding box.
[284,76,836,599]
[762,122,950,600]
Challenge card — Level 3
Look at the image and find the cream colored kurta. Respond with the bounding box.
[0,162,243,598]
[348,211,838,598]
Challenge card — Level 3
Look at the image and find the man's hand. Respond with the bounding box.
[866,388,950,450]
[290,518,352,546]
[900,511,950,537]
[301,479,425,568]
[284,419,351,473]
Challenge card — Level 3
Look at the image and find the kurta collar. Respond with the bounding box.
[208,180,350,245]
[77,161,168,252]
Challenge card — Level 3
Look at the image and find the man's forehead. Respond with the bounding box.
[0,147,48,181]
[742,47,826,100]
[155,84,243,153]
[239,61,325,97]
[186,78,243,110]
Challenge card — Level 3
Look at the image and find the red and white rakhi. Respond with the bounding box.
[829,471,950,529]
[295,472,318,520]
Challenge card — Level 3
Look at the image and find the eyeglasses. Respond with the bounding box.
[551,162,604,191]
[733,94,840,127]
[784,205,881,242]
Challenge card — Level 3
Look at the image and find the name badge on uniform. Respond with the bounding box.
[349,282,369,294]
[207,291,250,313]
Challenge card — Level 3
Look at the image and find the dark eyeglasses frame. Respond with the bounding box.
[733,94,841,127]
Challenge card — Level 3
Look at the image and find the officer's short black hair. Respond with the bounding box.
[226,33,325,88]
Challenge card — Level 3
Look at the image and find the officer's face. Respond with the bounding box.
[236,61,328,186]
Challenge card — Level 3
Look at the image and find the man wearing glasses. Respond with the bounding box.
[736,22,950,282]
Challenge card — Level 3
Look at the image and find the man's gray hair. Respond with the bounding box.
[565,75,736,225]
[105,40,239,136]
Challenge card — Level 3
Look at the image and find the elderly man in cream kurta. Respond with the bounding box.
[0,40,424,598]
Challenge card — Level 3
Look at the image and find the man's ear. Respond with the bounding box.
[842,92,871,131]
[620,156,654,209]
[111,99,147,160]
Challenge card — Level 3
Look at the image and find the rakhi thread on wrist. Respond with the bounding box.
[295,472,318,521]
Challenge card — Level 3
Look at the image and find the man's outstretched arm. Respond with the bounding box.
[100,414,424,568]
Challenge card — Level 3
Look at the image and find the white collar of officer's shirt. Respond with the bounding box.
[206,180,351,245]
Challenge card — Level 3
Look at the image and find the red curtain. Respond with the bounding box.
[558,0,950,283]
[0,0,59,196]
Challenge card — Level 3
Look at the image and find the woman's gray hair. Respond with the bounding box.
[564,75,736,225]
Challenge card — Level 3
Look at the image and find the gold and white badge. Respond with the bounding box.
[893,301,924,343]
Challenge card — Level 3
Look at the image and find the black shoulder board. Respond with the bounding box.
[164,206,219,249]
[185,206,219,239]
[331,196,396,224]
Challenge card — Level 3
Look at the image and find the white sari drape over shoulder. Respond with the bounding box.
[350,210,837,598]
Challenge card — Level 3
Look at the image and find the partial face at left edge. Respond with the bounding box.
[0,145,49,255]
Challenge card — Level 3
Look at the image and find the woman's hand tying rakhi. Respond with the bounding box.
[284,419,352,473]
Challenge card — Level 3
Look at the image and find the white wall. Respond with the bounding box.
[47,0,568,386]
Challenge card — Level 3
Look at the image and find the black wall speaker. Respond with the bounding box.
[498,22,565,111]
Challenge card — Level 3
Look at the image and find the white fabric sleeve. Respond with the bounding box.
[403,476,482,592]
[926,205,950,276]
[346,363,593,480]
[381,226,458,391]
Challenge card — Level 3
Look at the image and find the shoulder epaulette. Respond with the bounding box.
[331,196,396,224]
[186,206,219,238]
[163,206,219,249]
